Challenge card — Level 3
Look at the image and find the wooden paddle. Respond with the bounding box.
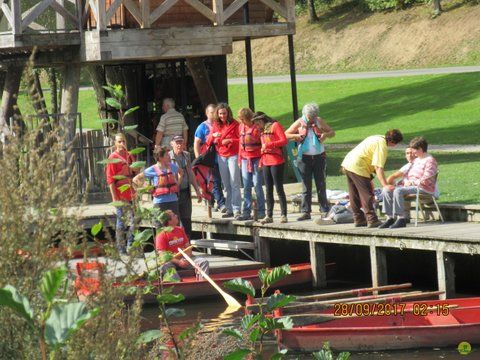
[177,247,242,310]
[253,283,413,304]
[285,304,460,327]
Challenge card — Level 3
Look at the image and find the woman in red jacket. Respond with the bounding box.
[206,103,241,219]
[253,112,288,224]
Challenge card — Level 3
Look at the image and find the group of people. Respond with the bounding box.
[106,97,438,279]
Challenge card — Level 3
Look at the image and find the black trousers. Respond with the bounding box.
[263,163,287,217]
[297,153,330,213]
[179,189,192,238]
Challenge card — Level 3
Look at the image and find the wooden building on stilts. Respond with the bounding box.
[0,0,298,198]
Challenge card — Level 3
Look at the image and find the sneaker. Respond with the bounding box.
[280,216,288,223]
[390,218,407,228]
[259,216,273,224]
[234,213,243,220]
[219,205,228,214]
[237,214,253,221]
[367,220,383,228]
[222,212,234,218]
[378,218,395,229]
[354,221,367,227]
[315,218,335,225]
[297,213,311,221]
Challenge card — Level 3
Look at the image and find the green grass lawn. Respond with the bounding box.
[323,149,480,204]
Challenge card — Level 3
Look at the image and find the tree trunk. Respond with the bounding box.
[0,64,24,138]
[186,57,218,107]
[47,68,58,114]
[433,0,442,15]
[308,0,319,23]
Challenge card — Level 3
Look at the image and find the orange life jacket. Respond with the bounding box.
[152,165,179,197]
[240,123,261,152]
[261,122,282,156]
[298,117,323,143]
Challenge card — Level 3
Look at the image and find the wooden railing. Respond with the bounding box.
[0,0,294,36]
[0,0,80,35]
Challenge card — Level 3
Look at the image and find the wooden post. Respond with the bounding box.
[11,0,22,35]
[141,0,151,28]
[254,232,270,266]
[284,0,295,23]
[287,34,298,121]
[0,64,24,135]
[56,0,66,30]
[186,58,218,107]
[436,251,455,300]
[97,0,107,30]
[61,62,81,141]
[243,3,254,111]
[309,241,327,288]
[370,246,388,292]
[212,0,223,25]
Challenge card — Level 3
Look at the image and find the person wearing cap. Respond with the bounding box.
[155,98,189,148]
[169,135,202,237]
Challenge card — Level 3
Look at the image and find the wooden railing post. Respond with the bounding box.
[56,0,66,30]
[141,0,151,28]
[97,0,107,30]
[11,0,22,35]
[212,0,223,25]
[284,0,295,23]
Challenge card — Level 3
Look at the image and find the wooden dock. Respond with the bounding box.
[77,200,480,300]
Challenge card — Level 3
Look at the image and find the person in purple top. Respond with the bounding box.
[193,104,226,212]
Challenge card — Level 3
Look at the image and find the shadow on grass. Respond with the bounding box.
[274,73,480,144]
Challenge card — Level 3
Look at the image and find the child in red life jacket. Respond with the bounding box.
[238,108,265,221]
[155,210,209,281]
[105,133,137,254]
[252,112,288,224]
[133,146,182,217]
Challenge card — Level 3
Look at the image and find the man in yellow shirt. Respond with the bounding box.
[341,129,403,228]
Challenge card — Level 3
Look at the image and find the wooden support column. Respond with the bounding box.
[370,246,388,292]
[436,251,455,300]
[0,64,24,136]
[287,34,298,121]
[56,0,66,30]
[243,3,254,111]
[186,58,218,107]
[309,241,327,288]
[12,0,22,36]
[254,231,270,266]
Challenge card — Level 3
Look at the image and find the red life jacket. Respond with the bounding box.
[200,120,213,154]
[192,164,213,202]
[152,165,179,197]
[298,117,323,143]
[113,151,133,186]
[261,122,282,156]
[240,123,261,152]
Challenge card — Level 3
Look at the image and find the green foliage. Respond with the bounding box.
[97,158,122,165]
[129,147,146,155]
[224,348,251,360]
[91,221,103,236]
[222,328,243,340]
[40,267,67,303]
[136,330,163,345]
[117,184,131,193]
[266,293,296,312]
[165,308,186,318]
[101,84,140,132]
[258,264,291,289]
[312,342,351,360]
[224,278,256,297]
[0,286,34,326]
[130,161,146,169]
[156,293,185,304]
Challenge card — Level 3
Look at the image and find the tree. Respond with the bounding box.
[308,0,319,22]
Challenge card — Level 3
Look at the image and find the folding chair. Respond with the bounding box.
[404,172,444,226]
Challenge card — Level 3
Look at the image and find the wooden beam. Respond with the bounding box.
[105,0,122,23]
[60,62,81,141]
[140,0,150,28]
[50,0,79,29]
[123,0,143,25]
[22,0,54,31]
[257,0,287,19]
[370,246,388,292]
[309,241,327,288]
[55,0,66,29]
[212,0,223,25]
[149,0,178,24]
[283,0,294,23]
[1,3,14,30]
[83,0,93,25]
[436,251,455,300]
[97,0,107,31]
[183,0,215,22]
[253,232,270,266]
[11,0,21,35]
[222,0,247,22]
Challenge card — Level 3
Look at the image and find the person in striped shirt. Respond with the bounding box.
[379,137,438,229]
[155,98,189,148]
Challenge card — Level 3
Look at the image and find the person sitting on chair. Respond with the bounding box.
[379,137,438,229]
[155,210,209,281]
[387,147,416,186]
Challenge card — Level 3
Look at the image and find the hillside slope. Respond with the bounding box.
[227,2,480,76]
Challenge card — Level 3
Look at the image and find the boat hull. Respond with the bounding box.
[278,298,480,351]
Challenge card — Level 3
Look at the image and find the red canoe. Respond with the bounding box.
[277,297,480,352]
[75,262,313,302]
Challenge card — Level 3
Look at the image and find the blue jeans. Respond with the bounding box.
[217,154,242,214]
[115,205,134,253]
[241,158,265,218]
[211,163,225,208]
